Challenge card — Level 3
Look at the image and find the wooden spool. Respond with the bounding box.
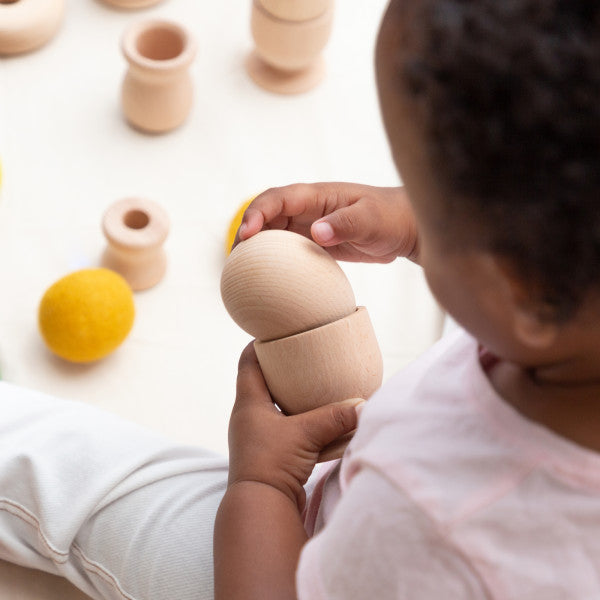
[101,197,170,291]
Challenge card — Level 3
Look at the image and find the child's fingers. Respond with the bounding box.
[235,343,274,409]
[311,199,377,247]
[236,208,265,242]
[237,185,314,242]
[299,399,365,450]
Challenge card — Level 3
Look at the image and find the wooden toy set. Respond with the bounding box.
[0,0,333,95]
[2,0,383,454]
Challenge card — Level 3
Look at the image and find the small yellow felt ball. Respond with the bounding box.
[39,268,135,363]
[225,197,255,256]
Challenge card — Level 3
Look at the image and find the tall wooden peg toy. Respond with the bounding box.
[246,0,334,94]
[0,0,65,56]
[221,229,383,460]
[121,19,196,133]
[101,197,170,291]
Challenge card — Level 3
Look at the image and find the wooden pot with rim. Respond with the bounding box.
[121,19,196,133]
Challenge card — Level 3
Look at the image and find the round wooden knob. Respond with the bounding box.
[220,229,355,341]
[0,0,65,56]
[101,197,170,291]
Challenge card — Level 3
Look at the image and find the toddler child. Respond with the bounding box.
[222,0,600,597]
[2,0,600,598]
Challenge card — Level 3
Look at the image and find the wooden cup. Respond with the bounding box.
[121,19,196,133]
[246,0,334,94]
[255,306,383,460]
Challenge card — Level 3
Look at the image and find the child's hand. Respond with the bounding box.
[228,343,362,511]
[235,183,419,263]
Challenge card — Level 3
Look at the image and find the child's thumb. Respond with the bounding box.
[300,398,365,450]
[311,203,371,247]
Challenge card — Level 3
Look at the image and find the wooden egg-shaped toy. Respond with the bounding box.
[220,229,355,341]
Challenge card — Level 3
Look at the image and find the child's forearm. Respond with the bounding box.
[214,480,307,600]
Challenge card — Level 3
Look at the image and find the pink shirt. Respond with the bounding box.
[297,330,600,599]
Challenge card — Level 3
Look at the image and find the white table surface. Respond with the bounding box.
[0,0,443,594]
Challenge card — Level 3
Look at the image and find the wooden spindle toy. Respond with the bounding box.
[121,19,196,133]
[101,197,170,291]
[245,0,334,94]
[0,0,65,56]
[221,229,383,460]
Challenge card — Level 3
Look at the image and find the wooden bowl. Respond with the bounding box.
[254,307,383,414]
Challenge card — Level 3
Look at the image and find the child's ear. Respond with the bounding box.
[494,256,560,350]
[512,304,559,350]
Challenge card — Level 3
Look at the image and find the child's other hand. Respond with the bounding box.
[235,183,419,263]
[228,343,362,511]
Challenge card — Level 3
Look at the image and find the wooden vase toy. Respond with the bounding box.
[246,0,334,94]
[101,197,170,291]
[0,0,65,56]
[121,19,196,133]
[221,229,383,460]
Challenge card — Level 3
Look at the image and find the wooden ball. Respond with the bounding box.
[221,230,355,341]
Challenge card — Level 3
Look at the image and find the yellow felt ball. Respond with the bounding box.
[39,268,135,363]
[225,197,255,255]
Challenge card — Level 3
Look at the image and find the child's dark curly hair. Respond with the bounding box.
[390,0,600,320]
